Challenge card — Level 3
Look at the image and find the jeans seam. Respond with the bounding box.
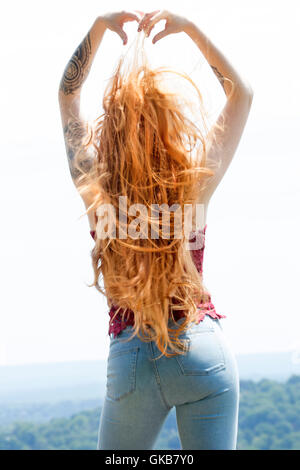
[148,342,171,411]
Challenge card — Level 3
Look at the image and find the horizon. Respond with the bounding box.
[1,347,300,369]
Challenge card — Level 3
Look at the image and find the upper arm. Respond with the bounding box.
[201,85,254,203]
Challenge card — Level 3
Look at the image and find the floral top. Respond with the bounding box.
[90,224,226,337]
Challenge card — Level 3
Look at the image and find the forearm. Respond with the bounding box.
[59,17,107,97]
[183,21,252,98]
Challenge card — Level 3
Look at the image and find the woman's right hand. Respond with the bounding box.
[137,10,190,44]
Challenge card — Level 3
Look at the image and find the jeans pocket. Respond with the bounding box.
[106,346,139,401]
[175,330,226,376]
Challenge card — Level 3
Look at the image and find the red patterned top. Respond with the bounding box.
[90,224,226,337]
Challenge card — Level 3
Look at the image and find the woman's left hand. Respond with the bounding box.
[98,11,144,45]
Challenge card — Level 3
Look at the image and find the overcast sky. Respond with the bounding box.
[0,0,299,366]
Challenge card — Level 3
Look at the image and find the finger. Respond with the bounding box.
[134,10,145,19]
[138,13,151,31]
[122,12,140,23]
[138,10,160,31]
[145,24,155,37]
[140,10,160,22]
[145,21,160,38]
[152,28,169,44]
[115,26,128,45]
[144,13,164,35]
[142,11,161,28]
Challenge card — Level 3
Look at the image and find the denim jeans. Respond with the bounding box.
[97,315,239,450]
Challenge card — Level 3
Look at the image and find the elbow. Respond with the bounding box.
[58,76,66,101]
[233,82,254,106]
[246,83,254,100]
[58,86,63,103]
[58,83,64,100]
[242,80,254,101]
[247,85,254,107]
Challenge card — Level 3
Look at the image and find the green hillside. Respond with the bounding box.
[1,376,300,450]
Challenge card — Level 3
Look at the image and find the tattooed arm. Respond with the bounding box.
[59,11,141,98]
[58,13,141,189]
[58,18,107,98]
[58,17,107,193]
[183,21,252,97]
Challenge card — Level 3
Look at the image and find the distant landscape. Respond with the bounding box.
[1,351,300,450]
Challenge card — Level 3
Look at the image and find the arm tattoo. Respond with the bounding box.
[210,65,226,94]
[59,33,92,96]
[63,119,94,182]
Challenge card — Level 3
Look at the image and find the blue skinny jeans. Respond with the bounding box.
[97,315,239,450]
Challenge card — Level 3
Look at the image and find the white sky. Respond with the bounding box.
[0,0,299,366]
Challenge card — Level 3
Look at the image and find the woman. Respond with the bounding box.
[58,10,253,450]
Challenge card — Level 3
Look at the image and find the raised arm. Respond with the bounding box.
[183,21,253,99]
[58,20,106,98]
[182,20,254,203]
[58,17,107,190]
[139,11,254,204]
[58,12,141,188]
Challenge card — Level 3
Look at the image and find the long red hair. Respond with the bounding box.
[66,34,225,358]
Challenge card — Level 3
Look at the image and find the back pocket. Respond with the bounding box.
[106,346,139,401]
[175,330,226,376]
